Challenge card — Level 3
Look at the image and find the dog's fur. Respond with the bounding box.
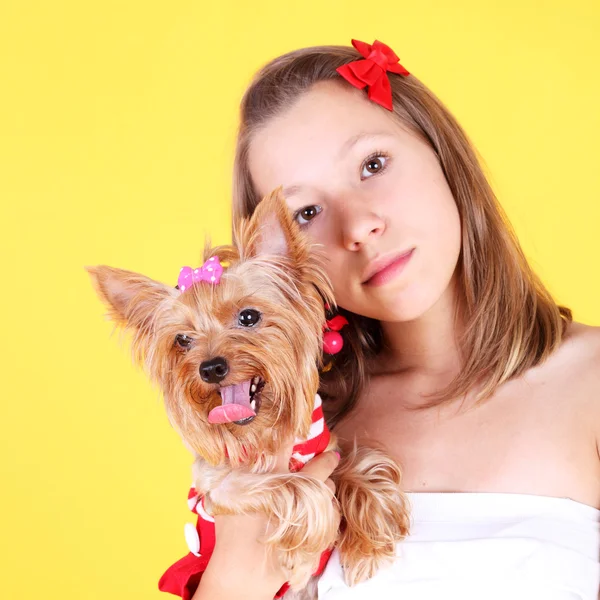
[86,188,410,597]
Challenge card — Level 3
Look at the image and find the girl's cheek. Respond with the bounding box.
[304,215,334,247]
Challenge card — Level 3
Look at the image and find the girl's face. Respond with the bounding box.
[248,81,462,322]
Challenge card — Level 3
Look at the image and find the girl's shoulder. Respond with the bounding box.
[558,320,600,434]
[527,319,599,424]
[561,320,600,373]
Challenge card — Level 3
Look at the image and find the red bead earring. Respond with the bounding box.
[322,305,349,373]
[323,315,349,354]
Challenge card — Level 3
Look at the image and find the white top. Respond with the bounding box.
[317,492,600,600]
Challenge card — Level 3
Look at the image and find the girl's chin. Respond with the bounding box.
[356,293,438,323]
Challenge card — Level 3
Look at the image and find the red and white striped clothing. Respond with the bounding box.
[158,394,333,600]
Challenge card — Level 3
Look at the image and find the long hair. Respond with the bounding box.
[231,44,572,427]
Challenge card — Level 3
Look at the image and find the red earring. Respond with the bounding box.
[323,305,348,356]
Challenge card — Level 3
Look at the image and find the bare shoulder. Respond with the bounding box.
[527,319,600,423]
[560,320,600,375]
[558,320,600,424]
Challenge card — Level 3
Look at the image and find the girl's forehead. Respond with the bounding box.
[255,82,397,149]
[248,82,401,192]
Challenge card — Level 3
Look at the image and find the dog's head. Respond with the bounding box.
[86,188,334,466]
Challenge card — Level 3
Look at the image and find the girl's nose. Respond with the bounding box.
[340,208,386,251]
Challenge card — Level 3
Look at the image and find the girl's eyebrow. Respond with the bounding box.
[339,131,394,158]
[281,184,304,198]
[281,132,395,198]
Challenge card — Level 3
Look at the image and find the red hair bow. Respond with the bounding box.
[336,39,409,111]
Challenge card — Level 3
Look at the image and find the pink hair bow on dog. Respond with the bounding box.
[177,257,223,292]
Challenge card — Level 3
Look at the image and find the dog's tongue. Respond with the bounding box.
[207,379,256,424]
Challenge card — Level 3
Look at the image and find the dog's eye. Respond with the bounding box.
[238,309,261,327]
[175,334,193,349]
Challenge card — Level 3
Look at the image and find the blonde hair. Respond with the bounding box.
[232,44,572,427]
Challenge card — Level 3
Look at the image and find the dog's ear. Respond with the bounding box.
[85,265,176,331]
[235,186,306,261]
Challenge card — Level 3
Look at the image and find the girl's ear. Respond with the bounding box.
[235,186,306,261]
[85,265,176,331]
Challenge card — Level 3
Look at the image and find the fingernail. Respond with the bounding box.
[334,451,340,461]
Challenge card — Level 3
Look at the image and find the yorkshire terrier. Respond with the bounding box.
[86,187,409,599]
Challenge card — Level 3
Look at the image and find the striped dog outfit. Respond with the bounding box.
[158,394,334,599]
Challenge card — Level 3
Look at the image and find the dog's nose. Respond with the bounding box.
[199,356,229,384]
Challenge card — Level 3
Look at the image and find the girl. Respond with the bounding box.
[191,40,600,599]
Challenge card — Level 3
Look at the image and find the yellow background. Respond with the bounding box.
[1,1,598,598]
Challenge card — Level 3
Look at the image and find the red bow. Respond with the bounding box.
[336,39,409,111]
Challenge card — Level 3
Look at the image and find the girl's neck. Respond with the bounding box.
[375,275,465,378]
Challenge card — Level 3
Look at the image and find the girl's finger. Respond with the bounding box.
[300,450,340,482]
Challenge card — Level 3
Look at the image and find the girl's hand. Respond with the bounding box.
[192,441,340,600]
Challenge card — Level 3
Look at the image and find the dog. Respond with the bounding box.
[86,187,409,599]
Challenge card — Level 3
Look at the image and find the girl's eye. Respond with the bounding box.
[238,308,262,327]
[175,334,193,349]
[361,153,389,179]
[294,205,322,226]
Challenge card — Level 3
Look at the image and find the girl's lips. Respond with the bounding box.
[363,248,415,287]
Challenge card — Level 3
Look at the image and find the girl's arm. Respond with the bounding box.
[191,512,286,600]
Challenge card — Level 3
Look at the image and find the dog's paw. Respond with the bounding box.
[334,446,410,585]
